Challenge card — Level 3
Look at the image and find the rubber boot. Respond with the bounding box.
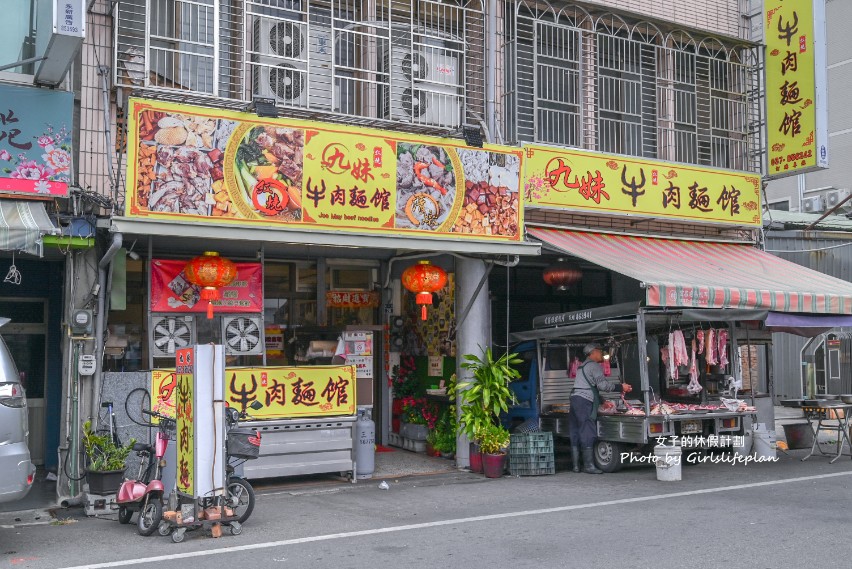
[571,447,581,473]
[582,448,603,474]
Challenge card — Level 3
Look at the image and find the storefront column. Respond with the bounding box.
[455,257,491,468]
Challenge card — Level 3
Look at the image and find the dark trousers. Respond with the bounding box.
[568,395,597,449]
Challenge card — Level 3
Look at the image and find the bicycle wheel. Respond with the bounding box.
[125,387,154,427]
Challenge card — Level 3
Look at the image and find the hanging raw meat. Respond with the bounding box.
[718,329,729,367]
[696,330,705,355]
[672,331,689,367]
[661,346,671,379]
[687,338,702,394]
[706,329,717,365]
[569,356,580,378]
[602,358,611,377]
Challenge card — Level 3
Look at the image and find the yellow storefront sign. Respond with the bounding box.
[523,145,761,227]
[152,365,357,420]
[764,0,828,177]
[125,98,522,242]
[175,348,194,497]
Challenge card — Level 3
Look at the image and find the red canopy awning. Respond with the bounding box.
[528,227,852,315]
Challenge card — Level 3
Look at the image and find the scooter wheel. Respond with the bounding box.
[137,499,163,537]
[172,528,186,543]
[118,506,133,525]
[228,522,242,536]
[158,521,173,536]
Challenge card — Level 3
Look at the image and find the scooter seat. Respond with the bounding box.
[133,442,153,453]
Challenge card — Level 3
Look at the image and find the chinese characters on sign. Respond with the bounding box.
[0,84,74,197]
[764,0,829,177]
[524,146,761,226]
[150,259,262,314]
[175,348,195,497]
[152,365,357,420]
[325,291,380,309]
[125,98,523,243]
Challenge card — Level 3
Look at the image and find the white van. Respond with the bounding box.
[0,318,35,503]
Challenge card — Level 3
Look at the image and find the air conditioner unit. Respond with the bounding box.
[384,30,462,128]
[151,314,195,358]
[222,315,264,356]
[251,15,333,110]
[825,189,851,209]
[801,196,826,213]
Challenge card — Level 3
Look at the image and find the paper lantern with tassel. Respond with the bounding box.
[184,251,238,319]
[401,260,448,320]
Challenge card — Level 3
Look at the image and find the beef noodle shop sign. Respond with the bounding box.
[124,98,523,243]
[151,366,357,419]
[523,145,761,227]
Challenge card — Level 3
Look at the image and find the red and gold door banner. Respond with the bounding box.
[150,259,262,313]
[125,98,523,242]
[152,366,357,419]
[523,145,762,227]
[325,291,380,308]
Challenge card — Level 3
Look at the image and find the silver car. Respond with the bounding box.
[0,318,35,503]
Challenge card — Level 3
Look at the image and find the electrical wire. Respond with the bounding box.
[765,240,852,253]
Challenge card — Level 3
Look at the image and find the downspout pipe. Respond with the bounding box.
[485,0,498,142]
[91,231,122,414]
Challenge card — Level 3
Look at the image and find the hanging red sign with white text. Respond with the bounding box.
[150,259,262,313]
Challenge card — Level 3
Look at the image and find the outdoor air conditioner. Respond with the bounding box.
[825,189,851,209]
[801,196,826,213]
[251,15,333,110]
[383,29,462,128]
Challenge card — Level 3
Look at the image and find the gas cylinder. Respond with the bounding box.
[355,408,376,479]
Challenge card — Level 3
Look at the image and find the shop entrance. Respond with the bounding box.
[0,298,47,465]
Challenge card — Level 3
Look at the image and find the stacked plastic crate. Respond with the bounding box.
[508,432,555,476]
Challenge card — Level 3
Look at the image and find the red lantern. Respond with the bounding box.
[543,258,582,291]
[184,251,238,319]
[401,260,448,321]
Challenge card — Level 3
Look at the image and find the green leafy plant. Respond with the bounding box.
[82,421,135,472]
[477,423,510,455]
[430,405,457,453]
[457,347,521,442]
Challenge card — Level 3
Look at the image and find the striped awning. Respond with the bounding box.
[0,200,58,257]
[529,227,852,315]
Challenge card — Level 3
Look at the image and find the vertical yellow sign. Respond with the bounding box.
[765,0,828,177]
[175,348,194,497]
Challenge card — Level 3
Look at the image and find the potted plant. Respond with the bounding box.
[390,355,419,434]
[478,423,510,478]
[457,347,521,473]
[400,397,438,443]
[82,420,135,495]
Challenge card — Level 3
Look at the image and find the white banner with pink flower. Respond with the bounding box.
[0,84,73,197]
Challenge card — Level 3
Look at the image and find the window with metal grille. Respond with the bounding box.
[504,3,761,173]
[114,0,485,132]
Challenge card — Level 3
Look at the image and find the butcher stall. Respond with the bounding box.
[505,304,810,472]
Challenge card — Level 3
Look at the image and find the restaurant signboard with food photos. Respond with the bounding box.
[125,98,523,241]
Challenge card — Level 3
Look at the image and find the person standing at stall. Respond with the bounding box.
[568,343,632,474]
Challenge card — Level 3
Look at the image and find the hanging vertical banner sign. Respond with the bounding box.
[175,347,194,497]
[764,0,829,178]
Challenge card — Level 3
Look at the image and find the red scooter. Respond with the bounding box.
[116,410,175,536]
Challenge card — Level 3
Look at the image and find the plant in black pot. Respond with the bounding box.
[82,420,135,495]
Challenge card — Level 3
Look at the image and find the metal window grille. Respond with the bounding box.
[114,0,485,133]
[503,1,762,173]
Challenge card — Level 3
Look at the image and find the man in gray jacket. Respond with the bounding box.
[568,343,632,473]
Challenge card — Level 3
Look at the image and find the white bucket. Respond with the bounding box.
[654,445,682,481]
[752,423,777,460]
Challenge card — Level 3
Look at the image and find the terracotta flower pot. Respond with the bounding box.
[469,442,483,473]
[482,453,506,479]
